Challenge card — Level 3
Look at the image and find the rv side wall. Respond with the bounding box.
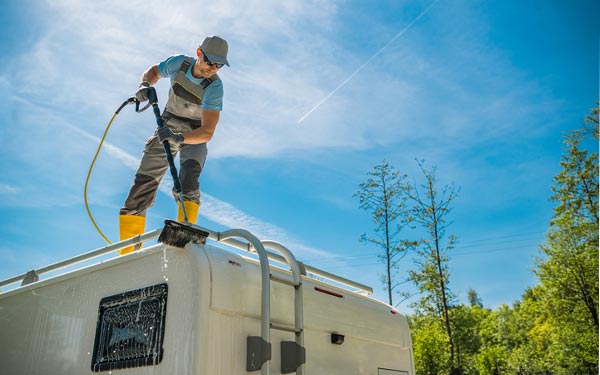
[200,244,415,374]
[0,245,210,375]
[0,242,415,375]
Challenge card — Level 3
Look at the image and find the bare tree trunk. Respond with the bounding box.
[354,160,414,308]
[384,183,393,306]
[428,180,455,369]
[408,160,460,373]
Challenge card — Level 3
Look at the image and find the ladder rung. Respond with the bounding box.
[271,322,302,333]
[270,274,300,287]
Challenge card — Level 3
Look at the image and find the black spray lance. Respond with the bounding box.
[136,87,190,223]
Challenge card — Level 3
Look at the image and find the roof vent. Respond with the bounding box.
[91,283,168,372]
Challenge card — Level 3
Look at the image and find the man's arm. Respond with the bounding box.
[141,64,162,85]
[181,109,221,144]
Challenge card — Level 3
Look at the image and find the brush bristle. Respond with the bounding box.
[158,220,209,248]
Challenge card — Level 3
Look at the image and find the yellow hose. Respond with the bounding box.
[84,111,119,244]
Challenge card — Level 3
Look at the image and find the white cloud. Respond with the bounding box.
[201,193,335,259]
[5,0,555,168]
[0,183,20,195]
[0,0,560,217]
[66,122,337,259]
[5,0,410,159]
[69,125,140,170]
[154,172,335,260]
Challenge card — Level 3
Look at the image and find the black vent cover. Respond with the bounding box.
[91,283,168,372]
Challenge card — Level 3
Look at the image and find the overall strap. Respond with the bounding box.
[201,76,214,89]
[179,58,192,73]
[179,57,215,89]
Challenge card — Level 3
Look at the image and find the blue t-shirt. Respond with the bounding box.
[157,54,223,111]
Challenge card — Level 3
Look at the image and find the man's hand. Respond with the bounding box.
[135,82,151,102]
[157,127,184,145]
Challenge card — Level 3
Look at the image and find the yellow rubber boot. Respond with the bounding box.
[118,214,146,255]
[177,201,200,224]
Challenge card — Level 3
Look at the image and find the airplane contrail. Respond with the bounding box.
[297,0,441,124]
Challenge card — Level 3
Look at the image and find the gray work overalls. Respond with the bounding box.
[120,58,218,217]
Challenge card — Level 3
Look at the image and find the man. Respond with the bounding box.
[119,35,229,254]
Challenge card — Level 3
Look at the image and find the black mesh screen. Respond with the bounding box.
[91,283,168,372]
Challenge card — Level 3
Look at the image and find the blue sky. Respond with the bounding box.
[0,0,598,312]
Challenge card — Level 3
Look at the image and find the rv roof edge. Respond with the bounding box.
[0,229,162,289]
[0,225,372,296]
[190,223,374,295]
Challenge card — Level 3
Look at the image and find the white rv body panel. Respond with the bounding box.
[0,241,414,375]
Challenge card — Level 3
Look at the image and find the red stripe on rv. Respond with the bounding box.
[314,287,344,298]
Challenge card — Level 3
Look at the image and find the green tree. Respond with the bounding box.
[410,315,452,375]
[354,160,415,305]
[407,159,460,373]
[450,301,489,374]
[535,105,599,374]
[467,288,483,308]
[508,287,553,374]
[475,345,509,375]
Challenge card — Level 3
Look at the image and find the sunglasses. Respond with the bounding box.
[201,51,225,68]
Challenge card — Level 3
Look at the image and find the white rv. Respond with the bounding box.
[0,224,414,375]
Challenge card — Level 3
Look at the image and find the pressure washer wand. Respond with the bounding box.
[136,87,189,223]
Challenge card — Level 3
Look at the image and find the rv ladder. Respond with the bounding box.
[216,231,306,375]
[263,240,306,374]
[270,322,302,334]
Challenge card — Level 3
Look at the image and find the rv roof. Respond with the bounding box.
[0,225,373,296]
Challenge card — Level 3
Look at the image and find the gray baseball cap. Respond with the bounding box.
[200,36,229,67]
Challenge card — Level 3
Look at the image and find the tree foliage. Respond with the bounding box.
[361,105,599,374]
[534,104,599,374]
[410,315,452,375]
